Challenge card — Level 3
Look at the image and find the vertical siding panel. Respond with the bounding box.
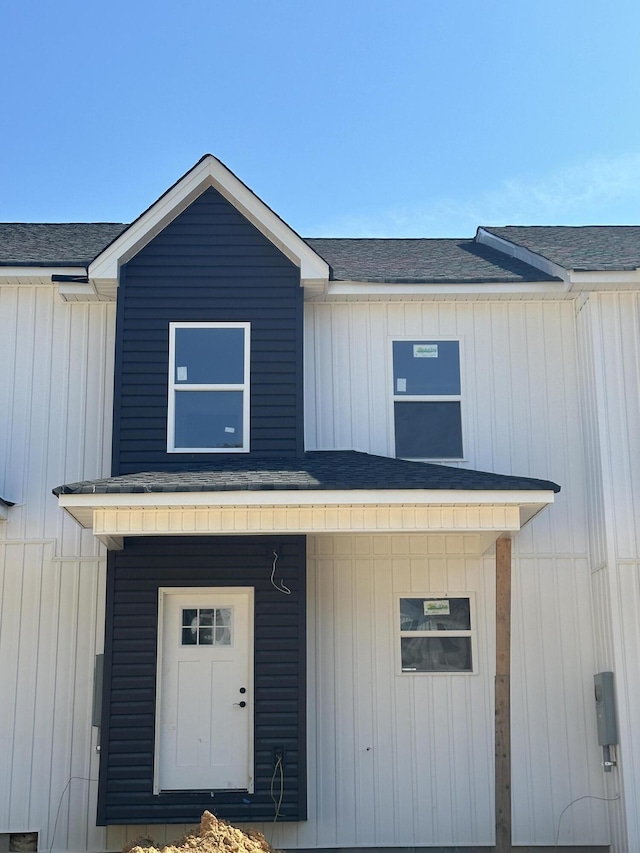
[314,547,338,846]
[0,287,18,500]
[66,561,102,853]
[0,544,26,825]
[371,547,396,844]
[313,306,335,450]
[28,548,60,846]
[11,544,44,827]
[348,308,372,455]
[333,556,356,844]
[48,561,81,851]
[303,310,318,451]
[353,557,375,845]
[331,309,353,450]
[576,299,607,570]
[8,289,37,540]
[368,305,390,457]
[43,294,73,543]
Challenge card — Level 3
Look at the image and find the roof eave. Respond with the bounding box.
[316,278,569,302]
[57,487,555,549]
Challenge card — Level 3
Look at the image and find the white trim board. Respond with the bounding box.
[88,155,329,291]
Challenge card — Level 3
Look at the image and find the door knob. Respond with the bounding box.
[233,701,247,708]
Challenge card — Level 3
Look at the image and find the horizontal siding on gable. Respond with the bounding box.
[113,187,303,475]
[98,535,306,825]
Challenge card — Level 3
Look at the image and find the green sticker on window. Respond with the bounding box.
[414,344,438,358]
[424,599,450,616]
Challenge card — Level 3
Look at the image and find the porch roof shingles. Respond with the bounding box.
[53,451,560,496]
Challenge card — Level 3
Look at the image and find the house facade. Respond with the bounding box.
[1,157,639,851]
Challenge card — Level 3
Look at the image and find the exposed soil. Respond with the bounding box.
[123,812,278,853]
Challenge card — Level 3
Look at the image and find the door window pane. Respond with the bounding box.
[181,607,233,646]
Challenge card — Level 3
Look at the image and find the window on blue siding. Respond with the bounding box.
[168,323,250,452]
[392,340,463,459]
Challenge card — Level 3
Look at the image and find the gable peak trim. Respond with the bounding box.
[88,154,329,289]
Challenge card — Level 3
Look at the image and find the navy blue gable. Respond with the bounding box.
[112,186,304,475]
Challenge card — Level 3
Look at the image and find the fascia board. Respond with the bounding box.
[88,155,329,285]
[476,228,570,282]
[0,266,87,282]
[58,488,554,509]
[323,280,569,299]
[567,269,640,289]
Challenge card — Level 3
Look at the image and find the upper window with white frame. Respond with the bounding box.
[168,322,250,453]
[392,340,463,459]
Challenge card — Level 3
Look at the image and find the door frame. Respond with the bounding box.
[153,586,255,795]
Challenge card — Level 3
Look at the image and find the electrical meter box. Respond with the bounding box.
[594,671,618,746]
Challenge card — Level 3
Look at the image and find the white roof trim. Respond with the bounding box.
[320,279,569,300]
[58,488,554,534]
[476,228,570,282]
[476,229,640,291]
[88,155,329,288]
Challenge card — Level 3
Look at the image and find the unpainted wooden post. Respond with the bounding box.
[495,536,512,853]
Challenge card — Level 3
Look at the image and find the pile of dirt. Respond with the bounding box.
[123,811,278,853]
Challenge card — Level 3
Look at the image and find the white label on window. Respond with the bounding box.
[424,599,450,616]
[396,377,407,393]
[224,426,235,433]
[414,344,438,358]
[177,366,188,381]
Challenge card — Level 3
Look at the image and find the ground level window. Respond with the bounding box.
[399,596,473,673]
[392,340,463,459]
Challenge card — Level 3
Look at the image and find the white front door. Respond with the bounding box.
[156,587,253,792]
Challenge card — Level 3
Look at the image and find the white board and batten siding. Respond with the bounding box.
[0,285,114,851]
[303,301,610,846]
[305,300,589,557]
[577,292,640,852]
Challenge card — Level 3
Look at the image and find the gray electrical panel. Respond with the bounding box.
[594,671,618,746]
[92,654,104,728]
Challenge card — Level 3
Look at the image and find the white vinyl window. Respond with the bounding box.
[392,340,463,459]
[168,322,250,453]
[399,595,474,673]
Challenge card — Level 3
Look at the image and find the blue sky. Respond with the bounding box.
[3,0,640,236]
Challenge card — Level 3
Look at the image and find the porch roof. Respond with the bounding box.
[53,451,560,495]
[54,452,559,551]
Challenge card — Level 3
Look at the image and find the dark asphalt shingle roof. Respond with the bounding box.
[0,223,560,283]
[53,451,560,495]
[305,238,559,283]
[7,222,637,281]
[0,223,127,266]
[484,226,640,272]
